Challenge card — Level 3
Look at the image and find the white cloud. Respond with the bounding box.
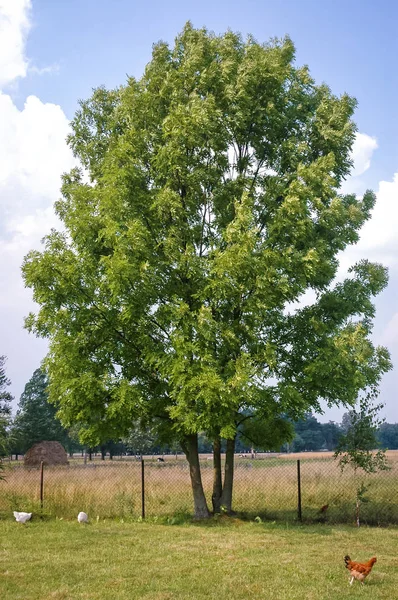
[29,63,60,77]
[351,132,378,177]
[0,0,31,88]
[0,94,74,210]
[340,132,378,194]
[0,0,75,406]
[337,172,398,278]
[354,174,398,260]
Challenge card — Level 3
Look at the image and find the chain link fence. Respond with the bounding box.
[2,452,398,525]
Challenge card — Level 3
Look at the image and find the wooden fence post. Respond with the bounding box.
[141,458,145,519]
[297,459,302,522]
[40,461,44,509]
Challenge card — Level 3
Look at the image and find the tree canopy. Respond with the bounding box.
[22,23,391,517]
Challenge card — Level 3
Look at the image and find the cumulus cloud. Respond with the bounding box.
[0,94,74,215]
[340,132,378,195]
[0,0,75,405]
[337,172,398,277]
[351,132,378,177]
[0,0,31,88]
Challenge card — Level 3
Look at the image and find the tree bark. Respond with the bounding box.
[181,434,210,519]
[212,436,223,513]
[220,436,236,513]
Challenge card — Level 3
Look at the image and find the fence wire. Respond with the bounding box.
[2,452,398,525]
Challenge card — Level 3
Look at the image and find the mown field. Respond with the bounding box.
[1,451,398,525]
[1,519,397,600]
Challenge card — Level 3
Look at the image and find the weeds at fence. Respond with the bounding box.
[2,451,398,525]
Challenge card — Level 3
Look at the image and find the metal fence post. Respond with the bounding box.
[40,461,44,509]
[297,459,302,522]
[141,458,145,519]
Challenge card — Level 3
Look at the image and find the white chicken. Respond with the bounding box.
[77,511,89,523]
[13,511,32,523]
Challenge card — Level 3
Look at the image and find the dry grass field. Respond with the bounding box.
[1,451,398,524]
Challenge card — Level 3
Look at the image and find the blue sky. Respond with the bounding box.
[1,0,397,424]
[20,0,398,183]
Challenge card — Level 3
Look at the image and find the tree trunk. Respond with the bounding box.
[220,437,236,513]
[212,436,223,514]
[181,434,210,519]
[101,446,106,460]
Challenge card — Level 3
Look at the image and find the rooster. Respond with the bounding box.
[344,555,377,585]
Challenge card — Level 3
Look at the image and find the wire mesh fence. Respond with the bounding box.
[2,451,398,525]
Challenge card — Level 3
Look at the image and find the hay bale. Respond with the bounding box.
[24,441,69,467]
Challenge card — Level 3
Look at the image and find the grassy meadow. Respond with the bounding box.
[1,451,398,524]
[1,519,398,599]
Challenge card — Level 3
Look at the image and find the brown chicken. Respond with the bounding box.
[344,555,377,585]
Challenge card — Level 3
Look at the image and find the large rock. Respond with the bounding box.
[24,441,69,466]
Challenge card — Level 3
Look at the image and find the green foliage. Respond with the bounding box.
[289,414,342,451]
[11,369,74,454]
[334,391,389,474]
[239,414,294,451]
[22,23,391,508]
[0,356,13,467]
[377,422,398,449]
[334,390,389,526]
[0,355,13,426]
[123,423,158,456]
[0,417,7,480]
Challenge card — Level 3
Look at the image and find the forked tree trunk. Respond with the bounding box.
[212,436,223,514]
[220,437,236,513]
[181,434,210,519]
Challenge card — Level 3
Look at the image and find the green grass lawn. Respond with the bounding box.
[1,518,397,599]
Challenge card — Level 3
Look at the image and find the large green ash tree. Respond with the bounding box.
[23,24,391,518]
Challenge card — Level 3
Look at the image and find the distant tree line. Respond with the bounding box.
[2,364,398,459]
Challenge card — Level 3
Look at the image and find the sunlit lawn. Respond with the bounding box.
[1,518,397,599]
